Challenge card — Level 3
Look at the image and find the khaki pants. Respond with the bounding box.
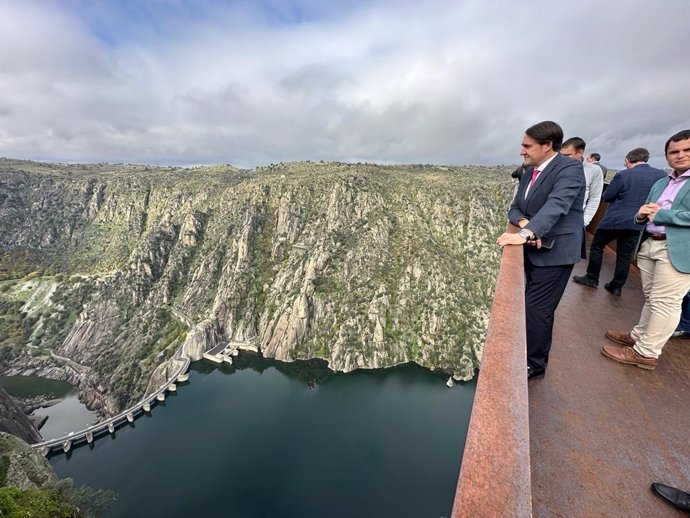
[631,238,690,358]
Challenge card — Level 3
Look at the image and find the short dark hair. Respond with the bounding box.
[562,137,586,152]
[665,129,690,154]
[525,121,564,151]
[589,153,601,161]
[625,148,649,163]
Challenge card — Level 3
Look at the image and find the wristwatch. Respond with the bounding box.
[518,228,536,241]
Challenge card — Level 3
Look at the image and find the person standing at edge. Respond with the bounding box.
[603,129,690,370]
[561,137,604,227]
[497,121,586,380]
[587,152,608,181]
[572,147,666,296]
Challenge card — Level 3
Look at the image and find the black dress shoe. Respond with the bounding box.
[604,282,622,296]
[651,482,690,512]
[573,275,598,288]
[527,365,545,381]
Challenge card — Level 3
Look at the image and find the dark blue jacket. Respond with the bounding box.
[598,163,667,230]
[509,153,586,266]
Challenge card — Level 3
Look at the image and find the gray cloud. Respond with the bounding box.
[0,0,689,169]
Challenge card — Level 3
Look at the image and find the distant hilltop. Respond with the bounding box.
[0,159,513,415]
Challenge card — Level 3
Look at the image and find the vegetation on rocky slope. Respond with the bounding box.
[0,158,513,414]
[0,432,113,517]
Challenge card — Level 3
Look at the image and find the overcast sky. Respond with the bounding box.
[1,0,688,169]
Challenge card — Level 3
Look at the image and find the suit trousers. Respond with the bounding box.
[585,228,641,289]
[524,255,574,369]
[631,238,690,358]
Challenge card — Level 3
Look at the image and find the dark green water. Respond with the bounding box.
[0,375,74,398]
[50,357,475,518]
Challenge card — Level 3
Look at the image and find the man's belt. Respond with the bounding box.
[649,233,667,241]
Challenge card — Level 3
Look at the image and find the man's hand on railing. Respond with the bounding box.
[497,231,545,249]
[497,232,527,247]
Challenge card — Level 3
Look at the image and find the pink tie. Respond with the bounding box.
[529,169,541,189]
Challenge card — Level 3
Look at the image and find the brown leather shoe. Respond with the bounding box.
[601,345,657,370]
[605,330,635,347]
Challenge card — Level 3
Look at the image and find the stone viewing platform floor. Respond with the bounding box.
[529,242,690,517]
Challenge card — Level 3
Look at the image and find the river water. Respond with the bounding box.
[0,375,99,439]
[46,356,474,518]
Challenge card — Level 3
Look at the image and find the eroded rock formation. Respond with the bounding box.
[0,159,512,415]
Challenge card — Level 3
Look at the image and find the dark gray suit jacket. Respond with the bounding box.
[508,153,586,266]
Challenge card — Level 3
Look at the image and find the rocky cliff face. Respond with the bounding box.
[0,159,513,415]
[0,431,112,516]
[0,388,42,444]
[0,432,56,490]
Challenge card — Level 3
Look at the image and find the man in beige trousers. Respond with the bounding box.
[603,129,690,369]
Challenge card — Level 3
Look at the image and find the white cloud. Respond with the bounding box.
[0,0,689,168]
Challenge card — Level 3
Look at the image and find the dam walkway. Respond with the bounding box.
[32,350,190,455]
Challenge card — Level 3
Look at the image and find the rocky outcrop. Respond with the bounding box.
[0,431,113,516]
[0,388,42,444]
[183,319,222,361]
[0,159,513,415]
[0,432,56,489]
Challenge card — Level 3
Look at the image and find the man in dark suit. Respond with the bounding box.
[497,121,586,380]
[573,147,666,295]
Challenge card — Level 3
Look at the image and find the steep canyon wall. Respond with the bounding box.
[0,159,513,414]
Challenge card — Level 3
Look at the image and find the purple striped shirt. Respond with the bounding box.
[647,170,690,234]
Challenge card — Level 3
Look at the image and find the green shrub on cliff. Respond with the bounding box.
[0,486,82,518]
[0,433,114,518]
